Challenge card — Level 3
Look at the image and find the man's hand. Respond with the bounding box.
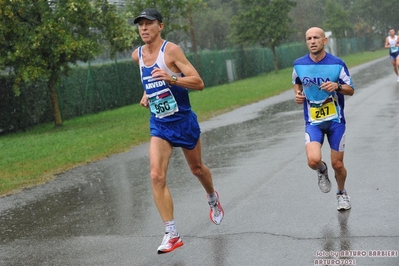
[320,81,339,92]
[151,67,170,83]
[295,90,306,104]
[140,93,149,108]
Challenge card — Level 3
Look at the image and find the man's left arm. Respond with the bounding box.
[170,44,204,90]
[320,67,354,96]
[320,82,354,95]
[338,65,355,96]
[336,83,355,96]
[151,43,204,90]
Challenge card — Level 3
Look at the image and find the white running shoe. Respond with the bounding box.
[397,76,399,82]
[317,161,331,193]
[208,191,224,225]
[337,193,351,211]
[157,232,183,254]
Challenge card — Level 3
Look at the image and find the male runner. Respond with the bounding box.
[292,27,355,211]
[131,8,224,254]
[384,28,399,82]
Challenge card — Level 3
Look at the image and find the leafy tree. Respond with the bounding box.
[350,0,399,34]
[352,18,373,38]
[125,0,205,45]
[125,0,205,72]
[288,0,326,41]
[192,0,235,50]
[229,0,296,73]
[0,0,137,127]
[322,0,352,38]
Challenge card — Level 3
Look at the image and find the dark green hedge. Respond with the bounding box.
[0,37,378,134]
[0,77,53,133]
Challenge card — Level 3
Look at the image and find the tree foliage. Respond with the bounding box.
[322,0,352,38]
[350,0,399,34]
[125,0,205,46]
[125,0,206,74]
[0,0,137,126]
[288,0,326,40]
[192,0,235,50]
[1,0,396,129]
[229,0,296,73]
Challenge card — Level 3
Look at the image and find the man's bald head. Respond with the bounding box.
[306,27,326,39]
[304,27,328,59]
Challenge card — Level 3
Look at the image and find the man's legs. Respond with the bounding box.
[395,56,399,80]
[305,141,324,171]
[391,58,399,76]
[183,138,224,225]
[330,149,346,191]
[331,149,351,210]
[306,140,331,193]
[182,138,214,194]
[149,136,174,222]
[149,137,185,254]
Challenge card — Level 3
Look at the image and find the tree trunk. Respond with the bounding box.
[48,74,63,127]
[271,46,279,74]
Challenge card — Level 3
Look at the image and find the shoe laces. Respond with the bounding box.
[337,194,349,203]
[209,200,220,216]
[161,232,177,245]
[318,170,328,181]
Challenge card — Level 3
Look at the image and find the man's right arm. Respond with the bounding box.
[384,37,390,49]
[131,48,139,64]
[292,68,305,104]
[131,48,148,108]
[140,91,148,108]
[293,84,305,104]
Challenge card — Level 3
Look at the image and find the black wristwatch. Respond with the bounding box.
[336,83,342,92]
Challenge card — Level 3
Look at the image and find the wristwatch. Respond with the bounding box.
[170,75,178,85]
[336,83,342,92]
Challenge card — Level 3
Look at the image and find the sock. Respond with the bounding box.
[207,191,217,205]
[318,162,327,173]
[337,189,346,195]
[164,220,176,235]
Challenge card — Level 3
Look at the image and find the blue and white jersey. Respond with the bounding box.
[292,52,354,125]
[139,40,191,123]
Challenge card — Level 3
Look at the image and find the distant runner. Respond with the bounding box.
[384,28,399,82]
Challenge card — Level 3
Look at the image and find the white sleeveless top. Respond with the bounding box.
[388,35,398,54]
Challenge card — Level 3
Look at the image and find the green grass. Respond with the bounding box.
[0,49,387,196]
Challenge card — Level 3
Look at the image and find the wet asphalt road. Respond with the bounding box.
[0,58,398,266]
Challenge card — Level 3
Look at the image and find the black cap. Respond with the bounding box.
[133,8,163,24]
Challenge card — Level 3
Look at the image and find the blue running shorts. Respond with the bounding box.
[150,111,201,150]
[305,121,346,152]
[389,51,399,60]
